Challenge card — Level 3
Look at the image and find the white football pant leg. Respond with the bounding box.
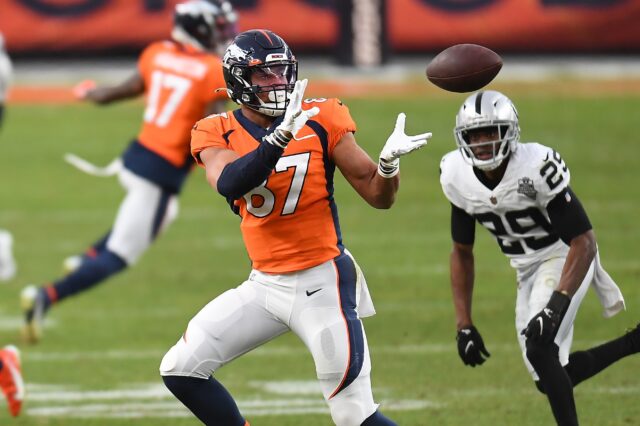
[160,278,288,379]
[106,168,179,265]
[0,229,16,281]
[289,255,379,426]
[516,257,593,380]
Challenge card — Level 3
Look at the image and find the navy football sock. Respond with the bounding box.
[163,375,246,426]
[51,249,127,302]
[86,231,111,258]
[361,410,397,425]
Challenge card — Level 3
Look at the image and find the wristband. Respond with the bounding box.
[377,158,399,178]
[264,128,292,149]
[547,290,571,315]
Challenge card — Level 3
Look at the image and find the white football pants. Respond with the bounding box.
[106,168,179,265]
[160,251,380,426]
[515,256,594,380]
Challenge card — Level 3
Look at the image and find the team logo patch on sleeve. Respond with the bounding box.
[517,177,537,200]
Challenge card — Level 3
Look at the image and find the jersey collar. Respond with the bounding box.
[233,109,285,143]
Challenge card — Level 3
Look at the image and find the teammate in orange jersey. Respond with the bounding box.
[0,345,24,417]
[20,0,237,343]
[159,29,432,426]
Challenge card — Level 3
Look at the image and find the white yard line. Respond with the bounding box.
[17,380,436,418]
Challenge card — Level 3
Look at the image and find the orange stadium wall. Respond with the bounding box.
[1,0,639,55]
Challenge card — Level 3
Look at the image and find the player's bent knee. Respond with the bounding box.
[159,328,219,379]
[525,339,559,370]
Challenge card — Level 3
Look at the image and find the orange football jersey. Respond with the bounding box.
[137,41,227,167]
[191,98,357,273]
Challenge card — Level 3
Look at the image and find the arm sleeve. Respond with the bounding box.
[546,186,592,245]
[216,141,283,200]
[451,203,476,245]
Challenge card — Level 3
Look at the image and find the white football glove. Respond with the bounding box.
[265,79,320,149]
[378,113,432,178]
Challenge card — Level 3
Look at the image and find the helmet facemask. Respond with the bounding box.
[223,31,298,117]
[455,122,518,171]
[454,90,520,171]
[234,63,297,117]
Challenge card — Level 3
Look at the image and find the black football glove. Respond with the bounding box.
[456,325,490,367]
[522,290,571,344]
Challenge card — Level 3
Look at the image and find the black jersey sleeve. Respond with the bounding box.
[546,186,592,245]
[451,203,476,245]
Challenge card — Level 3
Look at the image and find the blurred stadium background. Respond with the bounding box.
[2,0,640,425]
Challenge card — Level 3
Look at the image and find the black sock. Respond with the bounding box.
[163,376,245,426]
[527,341,578,426]
[565,331,637,387]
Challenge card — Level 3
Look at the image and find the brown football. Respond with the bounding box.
[426,44,502,93]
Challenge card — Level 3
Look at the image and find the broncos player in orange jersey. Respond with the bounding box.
[20,0,237,343]
[159,29,431,426]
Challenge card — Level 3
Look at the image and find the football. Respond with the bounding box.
[426,44,502,93]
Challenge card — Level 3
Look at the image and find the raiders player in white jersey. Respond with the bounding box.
[440,90,639,426]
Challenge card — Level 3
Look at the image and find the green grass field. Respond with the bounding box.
[1,82,639,425]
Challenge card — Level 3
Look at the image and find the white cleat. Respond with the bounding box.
[21,285,46,343]
[0,229,17,282]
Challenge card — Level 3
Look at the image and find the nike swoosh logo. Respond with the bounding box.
[537,317,544,336]
[465,341,475,354]
[306,288,322,297]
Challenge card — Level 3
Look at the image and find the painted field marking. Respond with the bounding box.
[18,380,436,419]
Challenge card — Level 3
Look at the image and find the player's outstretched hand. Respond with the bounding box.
[266,79,320,149]
[72,79,97,100]
[522,290,570,344]
[378,113,432,177]
[456,325,491,367]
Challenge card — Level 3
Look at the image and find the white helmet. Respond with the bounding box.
[454,90,520,171]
